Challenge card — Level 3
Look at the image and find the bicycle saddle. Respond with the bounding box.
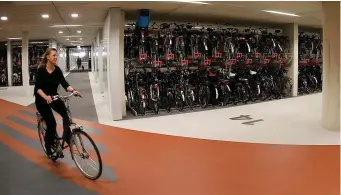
[250,70,257,75]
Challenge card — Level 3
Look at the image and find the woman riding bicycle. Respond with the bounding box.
[34,48,81,156]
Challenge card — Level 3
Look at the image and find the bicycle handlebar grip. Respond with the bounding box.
[52,95,59,101]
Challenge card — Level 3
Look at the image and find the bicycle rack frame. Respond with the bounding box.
[138,53,148,64]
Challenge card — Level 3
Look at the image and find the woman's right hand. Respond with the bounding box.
[45,95,53,104]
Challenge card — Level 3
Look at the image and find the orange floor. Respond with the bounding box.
[0,98,339,195]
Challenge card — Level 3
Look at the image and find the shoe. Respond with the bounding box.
[44,143,53,156]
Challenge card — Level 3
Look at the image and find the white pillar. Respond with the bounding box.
[91,44,94,73]
[98,35,104,94]
[7,40,12,86]
[21,31,30,95]
[107,7,126,120]
[95,37,99,82]
[321,2,340,131]
[119,11,126,117]
[283,23,298,97]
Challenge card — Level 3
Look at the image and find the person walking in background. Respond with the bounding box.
[77,56,81,72]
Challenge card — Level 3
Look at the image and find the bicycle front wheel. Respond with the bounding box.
[70,130,103,180]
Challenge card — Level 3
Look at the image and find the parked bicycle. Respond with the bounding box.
[36,92,103,180]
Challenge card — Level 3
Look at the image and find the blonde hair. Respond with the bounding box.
[38,48,57,68]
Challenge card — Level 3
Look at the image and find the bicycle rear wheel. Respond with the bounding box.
[70,130,103,180]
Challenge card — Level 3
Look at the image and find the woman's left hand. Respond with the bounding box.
[73,90,82,98]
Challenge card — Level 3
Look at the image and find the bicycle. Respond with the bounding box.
[36,92,103,180]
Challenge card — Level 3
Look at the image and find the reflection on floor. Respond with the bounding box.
[0,99,339,195]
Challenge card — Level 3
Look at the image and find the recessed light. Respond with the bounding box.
[42,14,49,19]
[77,30,81,33]
[262,10,300,17]
[59,31,63,34]
[50,24,83,27]
[66,38,69,41]
[173,0,209,4]
[71,13,79,18]
[1,16,8,21]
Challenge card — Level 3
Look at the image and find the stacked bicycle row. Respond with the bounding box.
[298,32,323,94]
[0,42,48,87]
[125,22,292,67]
[124,22,293,115]
[125,62,292,115]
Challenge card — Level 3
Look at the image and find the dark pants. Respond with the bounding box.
[35,99,71,146]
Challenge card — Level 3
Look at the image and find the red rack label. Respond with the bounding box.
[193,52,202,59]
[246,58,253,64]
[180,59,189,65]
[214,52,222,58]
[204,59,212,65]
[227,59,237,64]
[166,53,175,60]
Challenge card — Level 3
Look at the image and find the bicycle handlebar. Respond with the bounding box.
[52,92,81,101]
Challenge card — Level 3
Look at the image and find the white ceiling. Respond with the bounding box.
[0,1,322,46]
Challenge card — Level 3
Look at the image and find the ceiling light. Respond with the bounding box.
[71,13,79,18]
[77,31,81,34]
[174,0,208,4]
[50,24,83,27]
[79,38,82,40]
[63,35,82,38]
[66,38,69,41]
[262,10,300,17]
[1,16,8,21]
[42,14,49,19]
[8,38,21,40]
[59,31,63,34]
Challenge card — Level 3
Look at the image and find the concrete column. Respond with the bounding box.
[283,23,299,97]
[95,34,100,83]
[91,44,94,73]
[7,40,12,86]
[119,11,126,117]
[107,7,126,120]
[21,31,30,95]
[98,35,104,94]
[321,2,340,131]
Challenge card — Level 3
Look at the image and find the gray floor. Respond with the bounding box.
[0,142,98,195]
[29,72,98,122]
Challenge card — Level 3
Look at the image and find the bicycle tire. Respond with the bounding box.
[70,130,103,180]
[37,120,48,155]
